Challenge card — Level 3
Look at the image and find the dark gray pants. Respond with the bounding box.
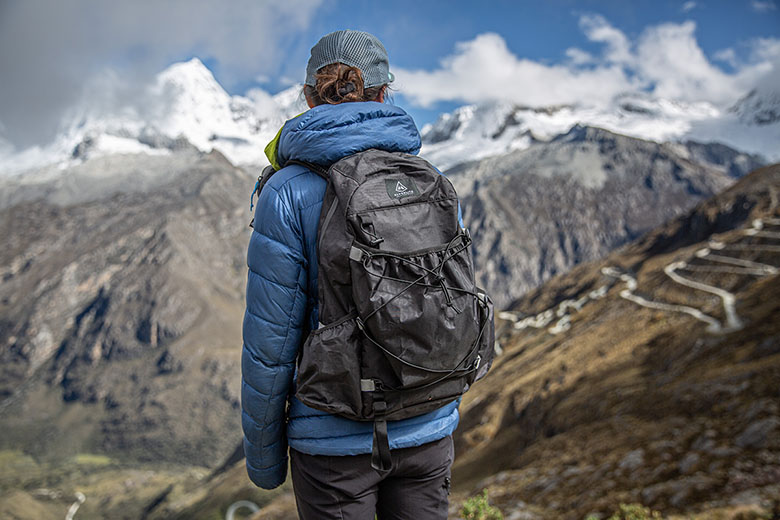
[290,435,454,520]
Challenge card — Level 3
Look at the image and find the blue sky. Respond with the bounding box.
[253,0,780,127]
[287,0,779,75]
[0,0,778,146]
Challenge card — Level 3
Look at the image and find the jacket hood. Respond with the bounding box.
[273,102,421,167]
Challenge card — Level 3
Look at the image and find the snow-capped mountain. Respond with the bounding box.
[445,125,763,307]
[731,88,780,126]
[0,58,307,177]
[1,57,777,179]
[730,70,780,126]
[420,92,780,171]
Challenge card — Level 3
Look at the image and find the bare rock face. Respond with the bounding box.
[0,150,254,466]
[447,126,764,308]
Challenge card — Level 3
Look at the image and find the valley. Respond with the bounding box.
[0,57,778,520]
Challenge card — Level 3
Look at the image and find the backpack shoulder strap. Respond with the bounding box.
[283,159,329,179]
[249,164,277,226]
[249,160,331,228]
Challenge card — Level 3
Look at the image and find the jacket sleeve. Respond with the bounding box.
[241,180,307,489]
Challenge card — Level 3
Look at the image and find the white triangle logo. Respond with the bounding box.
[395,181,408,192]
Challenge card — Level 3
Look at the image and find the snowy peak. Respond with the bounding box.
[156,58,223,93]
[731,88,780,126]
[0,59,310,176]
[2,57,777,177]
[422,101,517,143]
[151,58,248,151]
[420,90,779,171]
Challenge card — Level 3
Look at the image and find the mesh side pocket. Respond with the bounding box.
[295,313,365,420]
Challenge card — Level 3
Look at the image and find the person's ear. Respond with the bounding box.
[375,86,386,103]
[305,89,316,108]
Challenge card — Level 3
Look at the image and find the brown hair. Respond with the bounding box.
[304,63,386,106]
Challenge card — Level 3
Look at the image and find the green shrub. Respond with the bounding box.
[460,489,503,520]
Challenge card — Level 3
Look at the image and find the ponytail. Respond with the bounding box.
[304,63,386,106]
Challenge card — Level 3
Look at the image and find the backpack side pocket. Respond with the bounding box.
[295,312,364,420]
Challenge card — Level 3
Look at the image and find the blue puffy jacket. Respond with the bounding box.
[241,102,460,489]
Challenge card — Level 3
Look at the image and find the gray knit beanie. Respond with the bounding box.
[305,30,395,88]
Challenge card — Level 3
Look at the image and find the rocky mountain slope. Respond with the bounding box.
[94,163,779,520]
[446,125,763,308]
[0,157,777,519]
[447,163,780,519]
[1,124,763,313]
[0,149,252,468]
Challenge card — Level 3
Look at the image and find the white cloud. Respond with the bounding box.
[640,26,780,105]
[750,37,780,61]
[395,32,634,108]
[0,0,323,148]
[246,88,280,117]
[714,48,738,67]
[579,14,632,64]
[565,48,595,66]
[635,21,739,104]
[751,1,777,11]
[681,1,698,12]
[279,76,300,87]
[395,15,780,112]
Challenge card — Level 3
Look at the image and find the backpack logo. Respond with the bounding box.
[385,178,420,200]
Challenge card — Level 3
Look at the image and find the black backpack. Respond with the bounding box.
[252,149,494,472]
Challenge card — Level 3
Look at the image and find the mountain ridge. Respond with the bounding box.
[446,125,764,307]
[2,58,778,180]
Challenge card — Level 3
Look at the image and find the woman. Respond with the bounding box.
[242,30,459,519]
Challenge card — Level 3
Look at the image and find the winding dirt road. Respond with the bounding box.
[498,218,778,337]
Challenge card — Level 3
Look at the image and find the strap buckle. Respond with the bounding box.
[349,246,365,262]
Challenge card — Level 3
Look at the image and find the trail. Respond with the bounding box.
[65,492,85,520]
[714,243,780,253]
[500,217,778,337]
[601,267,722,332]
[226,501,260,520]
[664,261,742,331]
[498,282,611,336]
[694,248,777,273]
[603,217,779,334]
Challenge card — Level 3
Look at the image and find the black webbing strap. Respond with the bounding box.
[370,397,392,474]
